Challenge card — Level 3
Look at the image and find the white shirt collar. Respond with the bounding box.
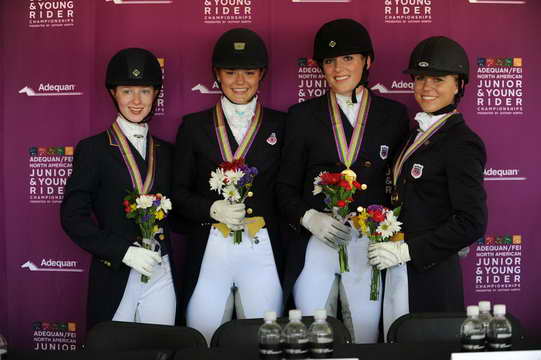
[414,111,449,133]
[115,114,148,139]
[335,89,363,127]
[221,96,257,126]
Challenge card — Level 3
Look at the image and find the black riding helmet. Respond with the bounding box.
[212,28,268,69]
[313,18,374,103]
[212,28,268,104]
[404,36,469,104]
[106,48,162,123]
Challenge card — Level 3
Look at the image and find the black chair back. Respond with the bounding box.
[210,315,351,348]
[387,312,523,343]
[86,321,207,351]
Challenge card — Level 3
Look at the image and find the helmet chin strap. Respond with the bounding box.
[429,103,456,116]
[351,63,369,104]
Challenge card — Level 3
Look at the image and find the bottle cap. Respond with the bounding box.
[264,311,277,322]
[478,301,491,312]
[466,305,479,317]
[314,309,327,320]
[289,309,302,321]
[493,304,506,316]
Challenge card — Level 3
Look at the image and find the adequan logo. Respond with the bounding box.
[21,260,84,273]
[19,84,82,97]
[483,168,526,181]
[191,83,222,95]
[370,82,414,94]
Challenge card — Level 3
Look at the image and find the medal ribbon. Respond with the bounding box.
[214,99,263,162]
[392,111,457,186]
[108,122,156,194]
[328,89,371,169]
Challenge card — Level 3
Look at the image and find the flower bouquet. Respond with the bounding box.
[353,205,402,300]
[313,171,367,272]
[123,192,172,282]
[209,158,258,244]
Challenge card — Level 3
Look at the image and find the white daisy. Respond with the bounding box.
[223,185,241,202]
[312,172,325,195]
[209,168,226,192]
[136,195,154,209]
[158,197,172,213]
[225,169,244,185]
[376,211,402,239]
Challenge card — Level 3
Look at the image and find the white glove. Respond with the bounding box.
[122,246,162,277]
[368,242,411,270]
[301,209,351,249]
[210,200,246,230]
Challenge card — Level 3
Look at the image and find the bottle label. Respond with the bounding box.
[259,343,282,360]
[284,342,309,359]
[488,336,512,350]
[310,341,334,359]
[461,335,486,352]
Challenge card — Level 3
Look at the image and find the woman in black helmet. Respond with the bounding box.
[173,28,285,344]
[61,48,177,329]
[276,19,409,343]
[368,36,487,314]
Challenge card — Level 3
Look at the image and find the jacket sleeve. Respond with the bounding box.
[60,139,132,269]
[172,117,215,223]
[408,134,488,271]
[275,105,312,231]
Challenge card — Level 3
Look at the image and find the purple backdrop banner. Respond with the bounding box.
[2,0,540,350]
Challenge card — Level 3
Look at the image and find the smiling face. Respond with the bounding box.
[111,85,158,124]
[322,54,371,96]
[216,68,264,104]
[413,74,459,113]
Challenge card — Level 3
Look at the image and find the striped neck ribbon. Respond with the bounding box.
[214,100,263,162]
[392,111,457,186]
[108,121,156,194]
[327,89,371,170]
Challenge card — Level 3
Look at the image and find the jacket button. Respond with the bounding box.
[246,208,253,215]
[364,161,372,168]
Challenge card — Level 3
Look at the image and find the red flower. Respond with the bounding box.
[124,206,131,213]
[220,158,246,171]
[123,200,130,207]
[372,211,386,223]
[321,172,341,185]
[337,200,347,208]
[353,181,361,189]
[338,180,352,190]
[347,197,353,202]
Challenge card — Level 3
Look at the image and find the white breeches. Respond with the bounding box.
[294,232,409,343]
[113,255,176,325]
[186,227,283,346]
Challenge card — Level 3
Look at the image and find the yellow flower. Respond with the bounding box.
[155,210,165,220]
[130,204,137,210]
[352,212,369,234]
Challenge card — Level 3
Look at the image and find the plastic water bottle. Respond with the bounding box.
[487,304,512,351]
[258,311,283,360]
[478,301,493,334]
[308,309,334,359]
[282,309,308,359]
[0,333,7,360]
[460,305,486,352]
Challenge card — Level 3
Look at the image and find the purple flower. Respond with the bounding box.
[152,199,160,207]
[250,167,258,176]
[367,204,384,212]
[142,214,151,223]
